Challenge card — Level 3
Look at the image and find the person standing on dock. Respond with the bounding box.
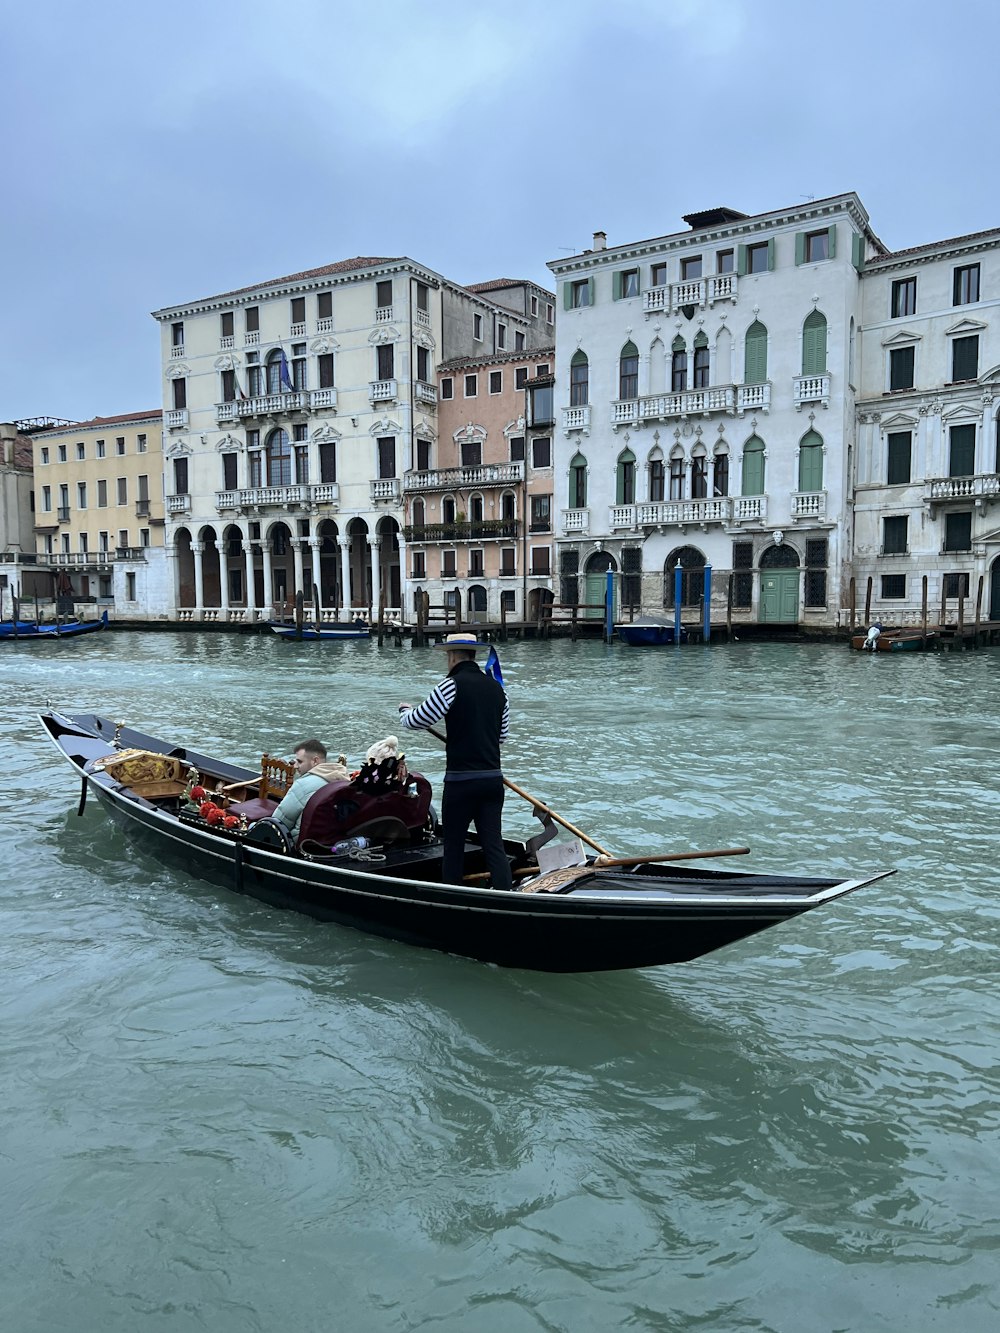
[398,633,512,890]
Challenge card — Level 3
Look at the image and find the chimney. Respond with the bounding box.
[592,231,607,251]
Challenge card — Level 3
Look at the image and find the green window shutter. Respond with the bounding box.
[741,438,765,496]
[616,449,636,505]
[672,334,686,352]
[801,311,827,375]
[795,233,806,266]
[766,238,776,271]
[827,224,837,259]
[737,245,748,277]
[694,331,708,349]
[613,271,622,300]
[563,282,573,311]
[587,277,595,306]
[949,424,976,477]
[798,432,824,491]
[744,322,768,384]
[851,233,865,273]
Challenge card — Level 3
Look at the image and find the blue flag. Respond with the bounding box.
[485,645,504,687]
[279,349,294,392]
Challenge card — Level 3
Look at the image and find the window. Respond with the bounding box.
[318,291,333,320]
[42,484,51,511]
[717,250,734,274]
[801,310,827,375]
[58,445,67,462]
[570,351,589,405]
[530,547,551,575]
[264,429,292,486]
[509,436,525,463]
[669,456,685,500]
[473,313,483,340]
[889,345,915,391]
[411,499,426,531]
[497,323,506,349]
[415,281,428,312]
[528,383,553,427]
[376,280,392,309]
[172,379,187,409]
[569,279,592,308]
[952,335,979,382]
[944,512,972,552]
[545,303,554,324]
[802,229,830,263]
[376,344,394,380]
[79,532,88,554]
[417,346,430,381]
[97,479,107,507]
[651,262,667,288]
[442,550,457,577]
[687,456,705,499]
[798,430,824,492]
[221,311,234,338]
[529,495,551,532]
[531,437,551,469]
[460,439,482,467]
[222,453,238,489]
[515,367,527,390]
[500,549,516,577]
[246,353,262,396]
[469,550,485,577]
[887,431,912,484]
[882,515,908,554]
[245,306,259,333]
[377,437,396,478]
[96,439,105,458]
[416,439,431,471]
[294,432,308,484]
[622,548,642,607]
[117,477,128,505]
[137,434,146,453]
[569,453,587,508]
[222,368,236,402]
[171,321,184,347]
[291,343,307,390]
[891,278,917,318]
[77,482,87,509]
[515,331,525,352]
[41,447,49,464]
[616,268,639,298]
[318,352,334,388]
[616,449,636,505]
[441,377,453,399]
[692,334,709,389]
[535,363,550,376]
[464,374,478,398]
[319,441,337,483]
[943,572,970,598]
[671,338,687,392]
[118,528,129,549]
[649,459,665,502]
[680,255,702,280]
[140,529,150,547]
[442,497,456,524]
[501,493,516,522]
[116,437,125,455]
[125,572,136,601]
[489,370,503,395]
[744,241,772,274]
[290,296,305,327]
[411,551,426,579]
[741,436,765,495]
[713,452,730,497]
[76,442,85,460]
[530,295,538,317]
[949,424,976,477]
[953,264,980,306]
[805,538,828,608]
[619,342,638,400]
[744,321,768,384]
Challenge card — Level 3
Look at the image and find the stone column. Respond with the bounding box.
[396,535,407,622]
[309,539,322,611]
[261,541,273,618]
[215,541,230,613]
[292,538,305,599]
[339,537,352,616]
[191,541,205,617]
[369,536,382,614]
[243,540,257,616]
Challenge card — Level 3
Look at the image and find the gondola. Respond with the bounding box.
[0,610,109,641]
[39,709,892,973]
[616,615,688,647]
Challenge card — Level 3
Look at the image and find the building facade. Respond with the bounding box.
[547,196,882,626]
[402,343,557,625]
[151,258,554,622]
[0,423,41,615]
[853,228,1000,624]
[27,411,167,616]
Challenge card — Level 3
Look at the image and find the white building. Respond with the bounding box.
[854,228,1000,625]
[547,196,881,626]
[151,258,554,622]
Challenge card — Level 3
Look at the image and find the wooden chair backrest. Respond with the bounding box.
[260,754,296,801]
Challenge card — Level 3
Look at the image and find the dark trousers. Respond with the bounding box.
[441,776,512,890]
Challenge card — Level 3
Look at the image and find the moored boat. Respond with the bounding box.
[39,709,892,973]
[849,627,937,652]
[271,622,371,641]
[616,615,688,647]
[0,610,109,641]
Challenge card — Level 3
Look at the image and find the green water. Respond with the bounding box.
[2,633,999,1331]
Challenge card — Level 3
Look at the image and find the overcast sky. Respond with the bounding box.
[6,0,999,423]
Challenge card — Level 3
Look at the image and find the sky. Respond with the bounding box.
[5,0,999,423]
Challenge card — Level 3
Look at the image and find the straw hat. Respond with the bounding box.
[435,632,490,651]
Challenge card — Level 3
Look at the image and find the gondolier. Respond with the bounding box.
[398,632,512,890]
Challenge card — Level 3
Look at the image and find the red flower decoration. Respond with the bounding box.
[199,800,217,819]
[190,785,206,802]
[223,814,240,830]
[206,807,225,826]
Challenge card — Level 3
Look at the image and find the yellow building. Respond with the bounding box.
[31,411,166,616]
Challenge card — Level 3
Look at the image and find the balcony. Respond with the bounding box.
[317,317,334,333]
[135,500,151,519]
[369,379,397,404]
[415,308,431,328]
[560,508,590,534]
[610,505,635,530]
[404,461,524,492]
[245,331,260,346]
[216,390,307,423]
[562,405,591,433]
[925,473,1000,512]
[790,491,827,521]
[170,344,185,358]
[214,483,340,511]
[403,520,521,543]
[115,547,147,561]
[290,321,306,337]
[310,387,337,411]
[613,385,736,426]
[634,498,733,527]
[220,335,234,350]
[415,381,437,407]
[371,478,401,503]
[57,506,70,522]
[375,306,394,323]
[793,373,831,410]
[642,274,739,317]
[48,552,110,567]
[737,383,771,414]
[731,496,768,523]
[167,494,191,515]
[165,409,189,429]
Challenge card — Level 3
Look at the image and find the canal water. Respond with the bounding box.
[2,633,999,1332]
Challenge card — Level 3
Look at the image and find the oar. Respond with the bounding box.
[421,724,613,858]
[464,846,751,884]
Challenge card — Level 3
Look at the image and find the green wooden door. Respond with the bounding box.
[759,571,799,623]
[584,573,615,620]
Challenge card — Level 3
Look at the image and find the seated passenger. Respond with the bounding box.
[272,739,349,841]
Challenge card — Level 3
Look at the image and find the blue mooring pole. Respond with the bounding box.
[674,562,682,643]
[703,564,712,644]
[605,569,614,644]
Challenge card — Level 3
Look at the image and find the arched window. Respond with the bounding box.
[411,498,425,531]
[663,545,707,609]
[802,310,828,375]
[570,350,589,406]
[619,341,639,399]
[693,332,710,389]
[713,451,730,497]
[741,435,765,495]
[994,410,1000,473]
[798,429,824,492]
[266,349,285,395]
[671,336,687,392]
[442,496,456,524]
[669,453,685,500]
[744,321,768,385]
[470,494,484,524]
[691,452,708,498]
[501,491,516,522]
[569,453,588,509]
[649,457,665,502]
[265,428,292,486]
[616,448,636,505]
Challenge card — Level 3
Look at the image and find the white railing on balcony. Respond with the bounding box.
[369,379,397,403]
[615,386,736,424]
[371,478,401,502]
[791,491,827,520]
[309,483,340,504]
[610,505,636,529]
[217,402,238,423]
[220,335,234,350]
[642,275,739,316]
[793,373,831,409]
[165,409,188,428]
[310,387,337,410]
[290,321,306,337]
[926,473,1000,503]
[709,274,737,303]
[731,495,767,522]
[245,331,259,345]
[673,279,704,308]
[561,508,590,533]
[216,391,307,424]
[415,381,437,406]
[375,306,393,323]
[316,317,334,333]
[404,461,524,492]
[563,405,591,431]
[736,383,771,414]
[170,345,185,358]
[634,498,732,526]
[415,308,430,327]
[214,484,340,511]
[167,494,190,514]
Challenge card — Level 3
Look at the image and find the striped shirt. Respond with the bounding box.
[400,677,510,742]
